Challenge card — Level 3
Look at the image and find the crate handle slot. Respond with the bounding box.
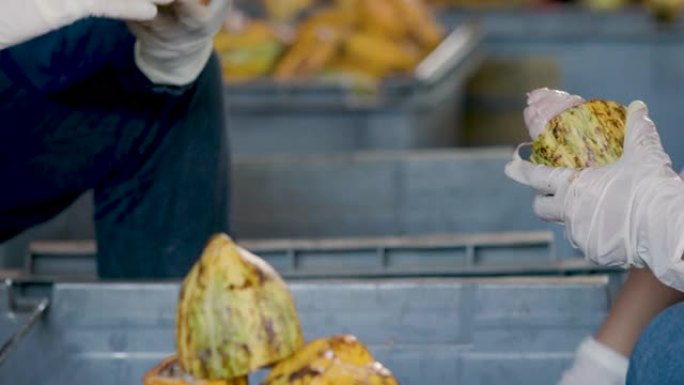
[0,279,50,366]
[415,22,483,85]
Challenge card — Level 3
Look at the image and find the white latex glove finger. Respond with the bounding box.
[533,195,564,222]
[558,338,628,385]
[504,154,577,196]
[84,0,173,20]
[524,88,585,140]
[624,101,671,166]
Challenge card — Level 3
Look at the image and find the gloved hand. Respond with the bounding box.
[558,338,628,385]
[505,100,684,290]
[0,0,171,49]
[127,0,232,86]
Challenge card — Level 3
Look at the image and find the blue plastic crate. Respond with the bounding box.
[0,275,617,385]
[225,24,483,156]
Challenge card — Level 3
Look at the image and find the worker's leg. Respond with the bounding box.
[626,301,684,384]
[93,52,230,279]
[0,20,230,278]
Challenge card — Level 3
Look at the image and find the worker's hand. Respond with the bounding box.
[127,0,231,86]
[0,0,172,49]
[505,100,684,290]
[558,338,628,385]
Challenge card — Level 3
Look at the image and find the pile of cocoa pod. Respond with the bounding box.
[143,234,399,385]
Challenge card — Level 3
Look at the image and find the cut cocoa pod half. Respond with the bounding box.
[530,99,627,168]
[177,234,304,380]
[262,335,399,385]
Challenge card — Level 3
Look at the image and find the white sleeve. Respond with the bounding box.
[0,0,164,50]
[0,0,55,49]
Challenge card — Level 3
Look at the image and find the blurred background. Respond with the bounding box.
[4,0,684,269]
[2,1,684,384]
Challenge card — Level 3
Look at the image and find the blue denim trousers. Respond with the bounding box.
[0,19,230,279]
[628,301,684,384]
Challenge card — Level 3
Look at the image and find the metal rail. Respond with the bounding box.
[23,231,556,279]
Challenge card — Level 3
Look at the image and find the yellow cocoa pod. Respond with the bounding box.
[298,9,356,37]
[274,25,343,80]
[359,0,408,40]
[214,20,283,81]
[388,0,444,50]
[219,40,283,82]
[344,33,421,75]
[334,0,360,22]
[213,22,278,52]
[263,0,313,22]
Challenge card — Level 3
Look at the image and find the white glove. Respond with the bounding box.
[558,338,628,385]
[0,0,172,49]
[505,100,684,291]
[127,0,232,86]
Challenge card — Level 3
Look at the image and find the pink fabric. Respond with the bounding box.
[524,88,585,140]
